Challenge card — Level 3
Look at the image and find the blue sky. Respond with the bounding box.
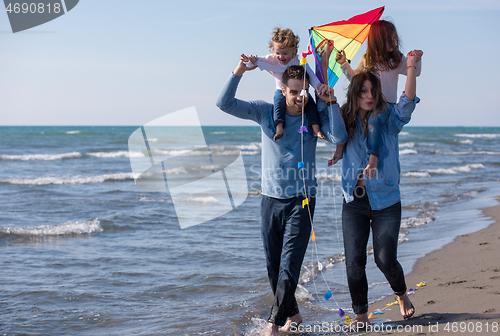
[1,0,499,126]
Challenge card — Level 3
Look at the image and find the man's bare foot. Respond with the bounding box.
[278,312,302,332]
[363,154,378,178]
[349,313,371,332]
[262,322,278,336]
[274,123,284,141]
[397,293,415,319]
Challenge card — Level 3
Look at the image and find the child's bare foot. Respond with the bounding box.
[262,322,278,336]
[328,144,344,166]
[363,154,378,178]
[397,293,415,319]
[349,313,371,332]
[278,312,302,332]
[274,123,284,141]
[314,131,326,140]
[311,124,326,139]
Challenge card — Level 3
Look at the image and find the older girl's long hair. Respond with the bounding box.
[341,72,386,140]
[364,20,402,71]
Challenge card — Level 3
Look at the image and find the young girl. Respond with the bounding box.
[241,27,328,141]
[330,20,423,178]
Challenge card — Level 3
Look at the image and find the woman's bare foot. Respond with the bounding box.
[363,154,378,178]
[262,323,278,336]
[278,312,302,332]
[397,293,415,319]
[348,313,371,332]
[274,123,284,141]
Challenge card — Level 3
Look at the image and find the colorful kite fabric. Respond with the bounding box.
[309,6,384,87]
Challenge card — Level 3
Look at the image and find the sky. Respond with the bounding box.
[1,0,500,127]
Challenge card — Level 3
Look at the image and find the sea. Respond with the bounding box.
[1,126,500,336]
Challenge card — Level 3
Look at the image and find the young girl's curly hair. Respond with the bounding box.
[268,27,299,57]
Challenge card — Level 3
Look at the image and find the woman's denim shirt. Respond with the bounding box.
[332,93,420,210]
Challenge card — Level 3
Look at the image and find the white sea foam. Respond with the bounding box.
[87,151,145,158]
[403,163,485,178]
[400,132,409,136]
[185,196,219,204]
[401,213,437,229]
[238,143,261,151]
[399,142,415,148]
[459,139,474,145]
[211,131,226,134]
[66,130,80,134]
[399,149,418,155]
[1,172,134,185]
[1,219,102,236]
[402,171,431,178]
[433,150,500,155]
[455,133,500,139]
[0,152,82,161]
[316,172,342,182]
[316,142,328,147]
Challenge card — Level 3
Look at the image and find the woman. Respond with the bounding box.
[328,51,419,328]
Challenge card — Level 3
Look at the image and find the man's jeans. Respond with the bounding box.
[342,186,406,315]
[261,195,315,326]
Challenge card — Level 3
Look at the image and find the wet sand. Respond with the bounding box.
[363,199,500,335]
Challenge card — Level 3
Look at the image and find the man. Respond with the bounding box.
[216,58,346,335]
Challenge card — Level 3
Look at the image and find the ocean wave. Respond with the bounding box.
[316,172,342,182]
[1,172,134,185]
[66,130,80,134]
[402,163,485,178]
[432,150,500,155]
[1,219,102,236]
[399,149,418,155]
[87,151,145,158]
[0,152,82,161]
[399,142,415,148]
[400,132,409,135]
[459,139,474,145]
[211,131,226,134]
[455,133,500,139]
[401,212,437,229]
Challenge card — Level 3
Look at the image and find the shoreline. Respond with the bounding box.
[363,198,500,335]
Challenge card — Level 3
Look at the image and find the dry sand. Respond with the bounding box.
[362,199,500,335]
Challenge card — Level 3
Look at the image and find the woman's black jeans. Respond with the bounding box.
[342,186,407,315]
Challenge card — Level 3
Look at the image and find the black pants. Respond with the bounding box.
[342,186,406,314]
[261,195,315,326]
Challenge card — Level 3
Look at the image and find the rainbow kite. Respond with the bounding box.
[309,6,385,87]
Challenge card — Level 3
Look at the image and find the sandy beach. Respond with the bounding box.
[362,199,500,335]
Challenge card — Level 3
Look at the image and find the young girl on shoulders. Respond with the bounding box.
[241,27,330,141]
[330,20,423,177]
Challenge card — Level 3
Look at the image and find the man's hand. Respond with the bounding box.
[316,83,335,104]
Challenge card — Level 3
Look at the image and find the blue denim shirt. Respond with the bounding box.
[332,93,420,210]
[216,73,347,199]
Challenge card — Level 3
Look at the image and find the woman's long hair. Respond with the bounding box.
[364,20,402,71]
[341,72,386,140]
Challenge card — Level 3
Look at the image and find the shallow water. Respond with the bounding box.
[1,126,499,335]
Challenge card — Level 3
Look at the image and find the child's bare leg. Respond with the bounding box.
[274,122,284,141]
[328,144,344,166]
[312,124,326,139]
[363,154,378,178]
